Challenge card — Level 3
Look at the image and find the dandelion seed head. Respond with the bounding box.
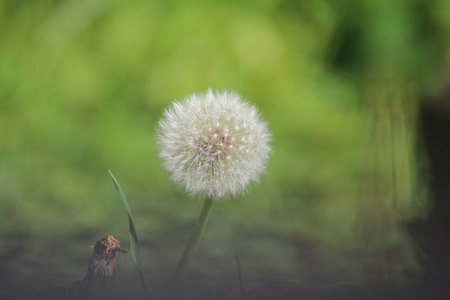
[157,89,271,198]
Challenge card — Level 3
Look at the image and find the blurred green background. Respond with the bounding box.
[1,0,449,298]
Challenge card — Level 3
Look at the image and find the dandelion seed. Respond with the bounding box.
[157,89,271,198]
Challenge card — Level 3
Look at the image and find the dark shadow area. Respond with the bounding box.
[419,96,450,300]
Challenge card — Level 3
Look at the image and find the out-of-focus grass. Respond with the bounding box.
[1,0,448,291]
[0,0,362,237]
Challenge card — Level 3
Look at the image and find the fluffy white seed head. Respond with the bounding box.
[157,90,271,198]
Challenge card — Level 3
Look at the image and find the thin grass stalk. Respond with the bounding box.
[234,238,246,300]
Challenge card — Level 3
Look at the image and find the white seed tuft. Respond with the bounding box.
[156,89,271,198]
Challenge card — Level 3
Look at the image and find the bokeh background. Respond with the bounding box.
[1,0,450,299]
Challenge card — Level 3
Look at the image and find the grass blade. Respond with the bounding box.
[234,238,246,300]
[108,170,153,298]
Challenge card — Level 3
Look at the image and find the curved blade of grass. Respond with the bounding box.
[108,170,153,298]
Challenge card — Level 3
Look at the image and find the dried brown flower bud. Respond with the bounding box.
[73,235,126,300]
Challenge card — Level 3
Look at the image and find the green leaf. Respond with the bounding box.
[108,170,154,298]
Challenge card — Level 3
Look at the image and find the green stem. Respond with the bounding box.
[171,196,214,288]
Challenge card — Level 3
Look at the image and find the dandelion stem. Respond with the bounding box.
[171,196,214,288]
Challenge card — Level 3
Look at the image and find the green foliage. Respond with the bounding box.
[0,0,447,287]
[109,171,152,296]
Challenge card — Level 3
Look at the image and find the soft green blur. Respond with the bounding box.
[1,0,449,292]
